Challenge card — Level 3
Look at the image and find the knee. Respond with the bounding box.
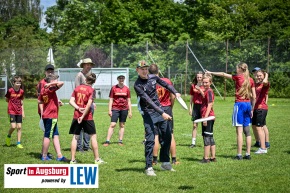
[243,126,251,137]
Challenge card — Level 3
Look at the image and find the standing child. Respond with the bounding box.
[200,74,216,163]
[5,76,25,148]
[38,74,68,161]
[69,73,106,164]
[189,71,204,148]
[252,69,270,154]
[206,62,256,160]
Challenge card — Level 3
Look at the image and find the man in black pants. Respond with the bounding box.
[134,60,180,176]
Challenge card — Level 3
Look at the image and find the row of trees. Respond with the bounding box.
[0,0,290,97]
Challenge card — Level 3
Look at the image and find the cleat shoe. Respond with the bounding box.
[243,155,251,160]
[118,142,124,146]
[142,139,146,145]
[234,155,243,160]
[265,142,270,149]
[41,156,52,161]
[152,160,158,165]
[56,156,70,162]
[189,144,195,148]
[160,162,175,171]
[145,167,156,176]
[48,152,53,159]
[6,137,11,147]
[16,144,23,149]
[103,141,110,147]
[70,160,77,164]
[255,148,267,154]
[95,158,107,164]
[83,148,91,151]
[200,158,210,164]
[210,158,217,162]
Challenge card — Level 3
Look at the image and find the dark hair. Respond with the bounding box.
[148,63,159,75]
[45,74,59,83]
[86,73,96,85]
[13,75,22,83]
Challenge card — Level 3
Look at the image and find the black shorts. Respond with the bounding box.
[69,119,96,135]
[111,110,128,123]
[9,114,22,123]
[252,109,267,127]
[191,104,202,121]
[202,120,214,137]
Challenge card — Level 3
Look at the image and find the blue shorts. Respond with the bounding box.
[232,102,252,127]
[43,118,59,138]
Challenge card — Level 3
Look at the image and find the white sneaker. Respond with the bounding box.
[160,162,176,172]
[95,158,107,164]
[145,167,156,176]
[255,148,267,154]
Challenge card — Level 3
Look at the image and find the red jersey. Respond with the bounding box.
[109,84,131,110]
[37,79,47,114]
[232,75,254,102]
[5,88,24,115]
[254,82,270,110]
[72,85,94,120]
[156,78,172,107]
[38,86,60,119]
[200,88,215,118]
[189,84,204,104]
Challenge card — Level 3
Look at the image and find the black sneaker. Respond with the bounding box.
[210,158,217,162]
[253,142,260,147]
[189,144,196,148]
[234,155,243,160]
[200,158,210,163]
[243,155,251,160]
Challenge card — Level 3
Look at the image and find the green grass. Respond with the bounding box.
[1,97,290,193]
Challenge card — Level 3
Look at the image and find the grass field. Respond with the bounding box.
[1,97,290,193]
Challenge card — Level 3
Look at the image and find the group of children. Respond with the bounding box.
[189,62,270,162]
[4,61,270,173]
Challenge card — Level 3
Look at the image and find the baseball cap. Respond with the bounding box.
[117,74,125,79]
[252,67,261,73]
[45,64,55,71]
[136,61,149,68]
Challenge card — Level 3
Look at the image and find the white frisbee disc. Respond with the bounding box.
[39,119,45,132]
[194,116,215,123]
[176,97,188,110]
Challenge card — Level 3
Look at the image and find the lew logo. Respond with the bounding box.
[70,166,98,185]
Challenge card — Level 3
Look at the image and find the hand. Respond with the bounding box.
[162,113,172,121]
[22,113,25,119]
[108,111,112,117]
[93,103,96,110]
[175,93,181,98]
[78,116,84,124]
[189,110,192,116]
[58,100,64,106]
[195,85,201,91]
[202,121,207,126]
[128,112,132,119]
[79,107,85,113]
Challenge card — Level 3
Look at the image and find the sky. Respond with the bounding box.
[40,0,56,30]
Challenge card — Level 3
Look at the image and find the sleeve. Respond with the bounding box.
[156,76,178,94]
[37,82,42,96]
[134,84,164,115]
[5,89,10,98]
[207,90,214,103]
[109,86,114,98]
[127,87,131,98]
[189,84,194,95]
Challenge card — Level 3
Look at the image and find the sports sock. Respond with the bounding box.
[118,140,122,143]
[172,157,176,163]
[245,153,250,156]
[17,141,21,145]
[153,156,158,162]
[192,138,196,145]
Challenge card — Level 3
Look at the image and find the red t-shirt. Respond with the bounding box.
[232,75,254,102]
[189,84,204,104]
[38,86,60,119]
[254,82,270,110]
[109,84,131,110]
[72,85,94,120]
[37,79,47,114]
[200,88,215,117]
[156,78,172,107]
[5,88,24,115]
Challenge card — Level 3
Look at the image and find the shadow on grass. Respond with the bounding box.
[182,157,200,162]
[285,150,290,154]
[177,143,202,148]
[115,167,144,173]
[28,152,42,159]
[128,159,144,163]
[178,185,195,190]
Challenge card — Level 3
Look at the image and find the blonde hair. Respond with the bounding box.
[203,73,212,82]
[237,62,251,99]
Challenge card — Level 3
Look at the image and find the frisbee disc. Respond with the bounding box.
[194,116,215,123]
[176,96,188,110]
[39,119,45,132]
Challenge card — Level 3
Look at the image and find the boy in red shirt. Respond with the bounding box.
[38,74,68,161]
[5,76,25,148]
[69,73,106,164]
